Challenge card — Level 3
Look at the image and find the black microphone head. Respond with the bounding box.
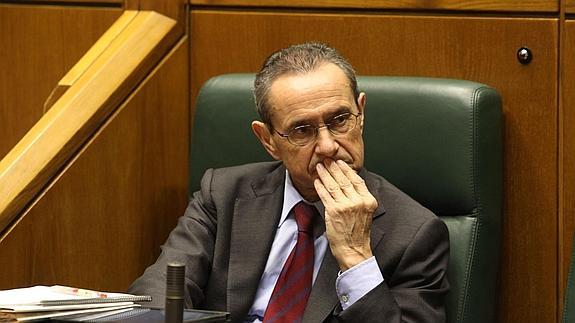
[166,263,185,299]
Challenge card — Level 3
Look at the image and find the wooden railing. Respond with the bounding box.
[0,10,176,236]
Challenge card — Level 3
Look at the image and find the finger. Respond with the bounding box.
[326,160,361,199]
[314,178,335,207]
[336,160,372,197]
[316,163,347,200]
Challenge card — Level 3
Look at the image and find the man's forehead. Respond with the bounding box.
[268,70,354,106]
[271,79,352,98]
[271,64,351,91]
[268,82,355,114]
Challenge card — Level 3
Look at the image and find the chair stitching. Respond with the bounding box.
[456,86,476,323]
[459,86,489,323]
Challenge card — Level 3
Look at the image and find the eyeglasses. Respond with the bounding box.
[271,112,362,146]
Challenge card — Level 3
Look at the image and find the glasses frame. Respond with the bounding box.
[270,111,362,146]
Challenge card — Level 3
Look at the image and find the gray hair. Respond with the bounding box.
[253,42,359,125]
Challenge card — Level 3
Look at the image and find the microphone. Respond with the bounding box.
[165,263,185,323]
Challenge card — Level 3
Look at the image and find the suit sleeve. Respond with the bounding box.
[332,216,450,323]
[128,169,217,309]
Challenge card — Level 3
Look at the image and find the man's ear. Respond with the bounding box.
[357,92,366,130]
[252,121,281,160]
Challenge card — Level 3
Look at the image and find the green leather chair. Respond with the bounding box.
[564,238,575,322]
[190,74,503,323]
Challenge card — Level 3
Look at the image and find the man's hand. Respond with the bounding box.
[314,159,378,271]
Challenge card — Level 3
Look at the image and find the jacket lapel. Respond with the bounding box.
[364,168,387,249]
[226,164,285,322]
[303,169,387,322]
[302,248,339,323]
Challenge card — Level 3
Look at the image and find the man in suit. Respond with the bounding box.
[129,42,449,322]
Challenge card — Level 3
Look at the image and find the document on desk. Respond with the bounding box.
[0,285,151,322]
[0,304,136,322]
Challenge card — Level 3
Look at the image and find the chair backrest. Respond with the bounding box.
[564,238,575,322]
[190,74,503,323]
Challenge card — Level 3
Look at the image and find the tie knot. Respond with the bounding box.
[293,201,316,235]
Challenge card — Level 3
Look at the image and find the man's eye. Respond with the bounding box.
[331,114,350,126]
[291,126,313,137]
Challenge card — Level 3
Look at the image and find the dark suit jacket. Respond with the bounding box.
[129,161,449,322]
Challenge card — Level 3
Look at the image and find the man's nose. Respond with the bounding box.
[314,127,339,156]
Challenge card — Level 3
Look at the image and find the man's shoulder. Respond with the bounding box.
[210,161,283,179]
[199,161,284,198]
[365,169,439,224]
[366,170,448,260]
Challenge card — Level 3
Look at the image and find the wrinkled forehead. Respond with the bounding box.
[267,64,356,111]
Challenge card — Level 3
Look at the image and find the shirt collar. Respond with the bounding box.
[281,170,328,237]
[279,170,305,228]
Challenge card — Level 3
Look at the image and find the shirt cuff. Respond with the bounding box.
[335,256,384,311]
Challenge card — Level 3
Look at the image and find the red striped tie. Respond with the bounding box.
[263,201,316,323]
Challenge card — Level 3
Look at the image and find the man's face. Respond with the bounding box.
[253,63,366,201]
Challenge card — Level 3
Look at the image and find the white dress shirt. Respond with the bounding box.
[245,171,383,322]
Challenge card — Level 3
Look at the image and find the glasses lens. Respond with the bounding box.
[283,113,359,146]
[329,113,356,134]
[288,125,316,145]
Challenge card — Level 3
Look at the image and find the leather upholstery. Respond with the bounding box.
[190,74,503,323]
[564,238,575,322]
